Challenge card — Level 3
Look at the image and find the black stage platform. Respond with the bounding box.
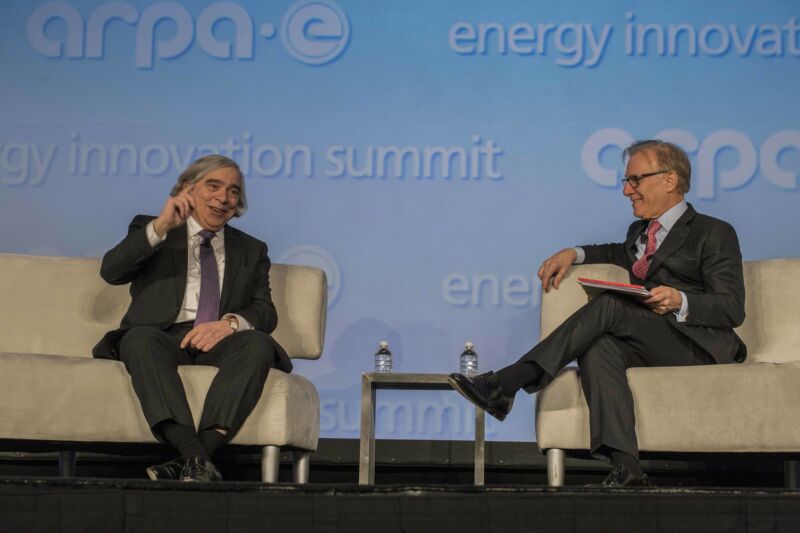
[2,439,796,487]
[2,440,799,532]
[2,477,800,533]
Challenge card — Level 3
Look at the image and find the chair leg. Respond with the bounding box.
[547,448,565,487]
[59,450,77,478]
[292,451,310,484]
[785,460,799,489]
[262,445,280,483]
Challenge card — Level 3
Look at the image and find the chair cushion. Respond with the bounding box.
[536,362,800,453]
[0,352,319,450]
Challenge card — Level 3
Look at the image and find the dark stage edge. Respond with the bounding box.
[3,439,796,486]
[2,477,800,533]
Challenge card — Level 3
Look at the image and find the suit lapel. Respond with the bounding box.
[168,225,189,309]
[646,204,696,277]
[625,219,648,266]
[221,225,242,312]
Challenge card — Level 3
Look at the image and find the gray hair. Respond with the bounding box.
[624,139,691,194]
[170,154,247,216]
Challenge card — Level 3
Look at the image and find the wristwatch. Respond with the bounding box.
[224,315,239,333]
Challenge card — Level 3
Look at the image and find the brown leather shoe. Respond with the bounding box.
[448,371,514,421]
[180,457,223,482]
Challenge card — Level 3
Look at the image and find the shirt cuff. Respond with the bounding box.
[573,247,585,264]
[674,291,689,323]
[145,220,167,248]
[226,313,253,332]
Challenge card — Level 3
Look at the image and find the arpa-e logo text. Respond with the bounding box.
[27,0,350,68]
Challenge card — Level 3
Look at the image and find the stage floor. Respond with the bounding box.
[2,477,800,533]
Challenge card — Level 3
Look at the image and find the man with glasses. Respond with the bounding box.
[450,140,746,486]
[93,155,292,482]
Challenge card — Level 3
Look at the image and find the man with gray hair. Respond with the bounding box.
[94,154,291,482]
[450,140,746,486]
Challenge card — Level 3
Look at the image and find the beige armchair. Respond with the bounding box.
[0,253,326,483]
[535,258,800,486]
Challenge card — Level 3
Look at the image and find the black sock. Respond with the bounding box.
[199,428,227,458]
[495,361,545,397]
[610,450,643,478]
[158,422,208,460]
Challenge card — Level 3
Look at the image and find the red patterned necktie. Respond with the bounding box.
[632,220,662,279]
[194,230,220,325]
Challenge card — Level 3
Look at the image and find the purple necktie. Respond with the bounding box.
[194,230,220,325]
[632,220,662,279]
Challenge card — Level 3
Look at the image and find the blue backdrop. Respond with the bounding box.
[2,0,799,443]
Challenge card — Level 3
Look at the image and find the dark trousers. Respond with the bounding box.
[119,324,276,442]
[505,292,712,459]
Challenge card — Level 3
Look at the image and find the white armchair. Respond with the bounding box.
[0,253,327,483]
[535,258,800,486]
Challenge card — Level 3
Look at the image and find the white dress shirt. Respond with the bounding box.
[574,201,690,322]
[145,216,252,330]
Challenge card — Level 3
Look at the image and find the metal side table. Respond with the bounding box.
[358,372,485,485]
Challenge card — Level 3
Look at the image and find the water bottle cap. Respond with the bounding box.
[464,341,474,349]
[379,341,389,348]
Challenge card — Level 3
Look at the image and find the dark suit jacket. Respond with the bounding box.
[92,215,292,373]
[581,204,746,364]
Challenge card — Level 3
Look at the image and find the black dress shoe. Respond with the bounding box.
[588,465,653,487]
[146,457,185,481]
[180,457,223,482]
[448,371,514,421]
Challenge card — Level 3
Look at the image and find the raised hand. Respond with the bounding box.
[152,186,196,238]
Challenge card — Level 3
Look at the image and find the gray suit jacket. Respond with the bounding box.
[92,214,292,372]
[582,204,746,364]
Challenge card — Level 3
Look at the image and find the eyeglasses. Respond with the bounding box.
[621,170,669,188]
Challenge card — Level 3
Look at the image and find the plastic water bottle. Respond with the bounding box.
[374,341,392,373]
[460,341,478,376]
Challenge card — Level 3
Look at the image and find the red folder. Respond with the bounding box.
[577,277,650,297]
